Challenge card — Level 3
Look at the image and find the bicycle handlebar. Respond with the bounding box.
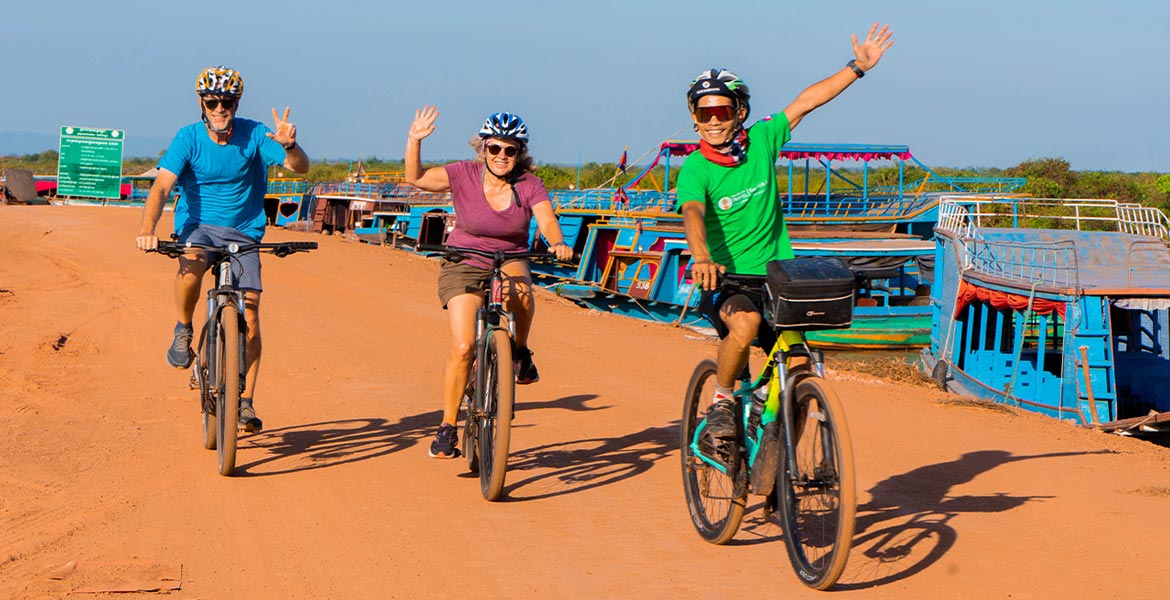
[418,244,564,264]
[148,240,318,259]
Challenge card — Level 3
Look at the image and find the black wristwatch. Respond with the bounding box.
[282,141,297,151]
[846,59,865,78]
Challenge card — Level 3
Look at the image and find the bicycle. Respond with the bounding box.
[149,238,317,476]
[680,272,857,590]
[430,245,556,501]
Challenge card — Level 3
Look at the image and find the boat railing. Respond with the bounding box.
[938,195,1170,240]
[551,189,676,212]
[267,178,310,195]
[312,181,388,198]
[966,237,1080,290]
[310,182,451,204]
[784,193,938,219]
[938,195,1170,290]
[870,176,1026,195]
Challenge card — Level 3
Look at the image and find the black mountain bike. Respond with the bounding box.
[433,246,554,501]
[150,239,316,476]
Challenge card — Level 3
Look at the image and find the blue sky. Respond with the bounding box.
[4,0,1169,171]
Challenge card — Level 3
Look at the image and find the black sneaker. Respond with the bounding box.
[428,423,460,459]
[167,323,195,369]
[239,397,263,432]
[699,398,736,459]
[514,347,540,385]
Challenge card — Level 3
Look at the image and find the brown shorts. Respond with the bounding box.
[437,258,528,309]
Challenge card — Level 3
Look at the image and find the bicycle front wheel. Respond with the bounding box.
[776,377,856,590]
[680,359,745,544]
[476,329,514,501]
[215,303,242,477]
[198,332,216,450]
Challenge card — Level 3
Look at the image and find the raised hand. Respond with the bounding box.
[408,106,439,141]
[851,23,894,72]
[266,107,297,147]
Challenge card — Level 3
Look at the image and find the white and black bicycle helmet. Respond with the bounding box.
[687,68,750,120]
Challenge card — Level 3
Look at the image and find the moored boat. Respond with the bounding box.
[921,195,1170,433]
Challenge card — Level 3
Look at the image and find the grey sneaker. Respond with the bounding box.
[167,323,195,369]
[239,397,263,432]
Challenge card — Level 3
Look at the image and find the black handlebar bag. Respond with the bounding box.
[765,257,855,330]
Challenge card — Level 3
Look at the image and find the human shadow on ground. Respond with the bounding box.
[233,393,607,477]
[501,421,677,502]
[730,449,1114,589]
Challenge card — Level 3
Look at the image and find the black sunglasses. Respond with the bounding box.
[486,144,519,158]
[203,97,238,111]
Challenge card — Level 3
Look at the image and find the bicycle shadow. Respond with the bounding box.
[232,411,439,477]
[733,448,1113,589]
[499,396,675,501]
[232,394,609,477]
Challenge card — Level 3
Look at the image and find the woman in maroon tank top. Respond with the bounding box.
[405,107,573,459]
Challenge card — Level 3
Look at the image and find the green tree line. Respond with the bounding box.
[5,151,1169,211]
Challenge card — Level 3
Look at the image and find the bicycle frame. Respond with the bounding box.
[191,257,247,410]
[689,332,824,478]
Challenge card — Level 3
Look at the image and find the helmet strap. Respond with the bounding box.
[201,111,234,136]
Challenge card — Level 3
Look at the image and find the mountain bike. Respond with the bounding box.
[149,239,316,476]
[434,246,555,501]
[681,273,857,590]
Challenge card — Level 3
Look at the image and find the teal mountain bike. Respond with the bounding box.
[681,274,857,590]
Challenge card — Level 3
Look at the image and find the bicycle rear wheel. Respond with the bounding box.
[476,329,513,501]
[462,386,479,474]
[776,377,856,590]
[680,359,745,544]
[215,303,242,477]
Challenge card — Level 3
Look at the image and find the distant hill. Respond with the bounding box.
[0,130,171,158]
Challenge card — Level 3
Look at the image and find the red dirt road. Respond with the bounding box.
[2,206,1170,599]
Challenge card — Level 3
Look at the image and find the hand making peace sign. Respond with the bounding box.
[266,106,297,148]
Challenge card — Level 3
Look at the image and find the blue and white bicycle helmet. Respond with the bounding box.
[478,112,529,144]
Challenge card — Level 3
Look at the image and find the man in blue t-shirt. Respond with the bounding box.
[135,65,309,432]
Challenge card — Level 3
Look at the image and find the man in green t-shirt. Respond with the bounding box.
[678,23,894,442]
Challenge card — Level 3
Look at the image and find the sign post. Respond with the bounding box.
[57,126,124,199]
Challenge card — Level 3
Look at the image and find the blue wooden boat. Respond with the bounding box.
[920,195,1170,433]
[541,215,935,348]
[265,177,311,226]
[299,177,452,240]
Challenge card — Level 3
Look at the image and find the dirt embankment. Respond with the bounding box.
[2,206,1169,599]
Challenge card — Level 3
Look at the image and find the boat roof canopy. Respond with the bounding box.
[779,143,912,161]
[658,141,911,161]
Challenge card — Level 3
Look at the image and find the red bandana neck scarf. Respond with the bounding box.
[698,127,748,167]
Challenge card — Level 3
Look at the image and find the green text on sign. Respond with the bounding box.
[58,126,125,199]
